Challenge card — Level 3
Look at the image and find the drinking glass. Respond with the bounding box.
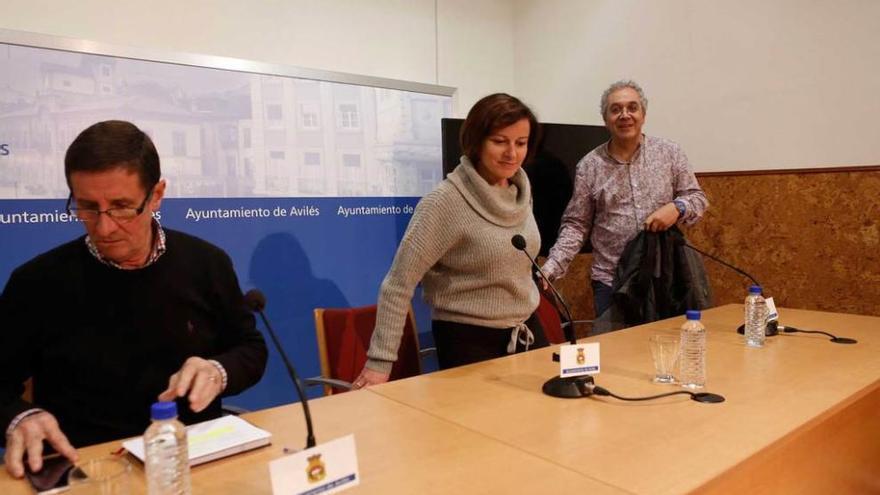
[67,456,131,495]
[649,334,679,384]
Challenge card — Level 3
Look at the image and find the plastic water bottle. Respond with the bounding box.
[145,402,191,495]
[744,285,767,348]
[679,310,706,389]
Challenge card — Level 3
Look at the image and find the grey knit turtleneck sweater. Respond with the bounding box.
[365,156,540,373]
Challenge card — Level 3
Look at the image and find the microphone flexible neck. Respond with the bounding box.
[516,245,577,345]
[682,242,761,288]
[251,299,316,449]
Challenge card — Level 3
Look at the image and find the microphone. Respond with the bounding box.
[510,234,576,345]
[512,234,593,398]
[244,289,317,449]
[682,241,858,345]
[678,240,778,337]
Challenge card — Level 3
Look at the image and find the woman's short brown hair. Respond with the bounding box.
[460,93,540,167]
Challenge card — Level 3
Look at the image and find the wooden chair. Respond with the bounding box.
[535,290,593,344]
[310,304,432,395]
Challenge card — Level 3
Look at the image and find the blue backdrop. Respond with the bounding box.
[0,39,450,412]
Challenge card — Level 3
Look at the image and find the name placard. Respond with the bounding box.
[270,435,359,495]
[559,343,600,378]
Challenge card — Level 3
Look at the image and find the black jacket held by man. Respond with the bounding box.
[0,229,268,448]
[599,226,712,331]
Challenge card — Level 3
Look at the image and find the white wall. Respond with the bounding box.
[437,0,516,116]
[514,0,880,172]
[0,0,516,117]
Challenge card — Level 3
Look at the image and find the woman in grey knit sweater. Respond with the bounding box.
[353,93,548,389]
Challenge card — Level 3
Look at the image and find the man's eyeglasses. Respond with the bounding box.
[66,190,153,223]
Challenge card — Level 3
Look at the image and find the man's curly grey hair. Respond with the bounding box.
[600,80,648,119]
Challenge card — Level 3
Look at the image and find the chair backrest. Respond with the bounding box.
[535,291,567,345]
[313,304,423,394]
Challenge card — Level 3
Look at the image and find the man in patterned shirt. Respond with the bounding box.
[542,80,708,316]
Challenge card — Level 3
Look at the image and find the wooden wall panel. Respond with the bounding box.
[545,167,880,329]
[690,168,880,317]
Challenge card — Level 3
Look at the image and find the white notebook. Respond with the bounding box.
[122,414,272,466]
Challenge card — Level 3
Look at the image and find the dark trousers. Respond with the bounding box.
[431,313,548,370]
[592,280,613,317]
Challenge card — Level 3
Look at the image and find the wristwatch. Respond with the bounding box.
[673,200,687,218]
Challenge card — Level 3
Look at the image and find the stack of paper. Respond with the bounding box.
[123,415,272,466]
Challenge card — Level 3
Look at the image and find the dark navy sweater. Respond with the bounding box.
[0,229,267,447]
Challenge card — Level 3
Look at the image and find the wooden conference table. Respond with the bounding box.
[371,304,880,494]
[2,304,878,494]
[0,389,612,494]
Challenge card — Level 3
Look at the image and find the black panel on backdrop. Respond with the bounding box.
[441,118,609,256]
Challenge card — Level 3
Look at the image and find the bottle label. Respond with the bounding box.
[765,297,779,321]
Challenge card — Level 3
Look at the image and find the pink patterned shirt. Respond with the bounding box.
[543,135,708,286]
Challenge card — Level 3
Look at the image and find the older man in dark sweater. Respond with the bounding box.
[0,121,267,478]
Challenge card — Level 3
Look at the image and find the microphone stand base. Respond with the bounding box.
[736,320,779,337]
[543,375,595,398]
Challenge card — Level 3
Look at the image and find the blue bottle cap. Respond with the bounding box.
[151,401,178,420]
[749,285,762,294]
[686,310,701,320]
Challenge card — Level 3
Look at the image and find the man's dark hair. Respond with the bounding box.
[460,93,541,166]
[64,120,160,191]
